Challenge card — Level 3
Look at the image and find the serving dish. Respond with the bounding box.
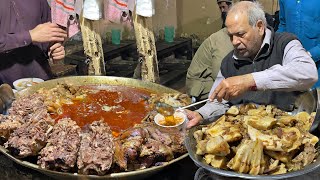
[1,76,189,179]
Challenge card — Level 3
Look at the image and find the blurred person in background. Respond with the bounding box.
[186,0,234,101]
[217,0,233,28]
[277,0,320,88]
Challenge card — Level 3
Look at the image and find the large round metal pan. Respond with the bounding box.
[185,126,320,180]
[0,145,188,180]
[0,76,188,179]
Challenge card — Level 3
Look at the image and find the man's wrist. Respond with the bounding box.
[244,74,257,91]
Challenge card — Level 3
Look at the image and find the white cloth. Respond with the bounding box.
[83,0,103,20]
[128,0,135,11]
[75,0,83,15]
[135,0,155,17]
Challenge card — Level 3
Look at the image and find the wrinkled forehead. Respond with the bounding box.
[226,11,251,33]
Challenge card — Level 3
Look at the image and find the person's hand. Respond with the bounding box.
[49,42,65,63]
[209,74,256,102]
[29,22,67,43]
[185,109,203,129]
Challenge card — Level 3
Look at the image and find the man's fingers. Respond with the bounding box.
[187,120,198,129]
[49,43,60,51]
[52,55,65,61]
[51,50,64,56]
[49,37,65,42]
[224,91,230,101]
[51,49,65,60]
[216,87,226,102]
[49,43,63,51]
[52,31,67,38]
[52,27,67,35]
[209,85,222,101]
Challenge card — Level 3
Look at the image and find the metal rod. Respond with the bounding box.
[178,99,210,110]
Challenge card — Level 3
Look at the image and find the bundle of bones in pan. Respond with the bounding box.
[0,84,188,175]
[194,104,319,175]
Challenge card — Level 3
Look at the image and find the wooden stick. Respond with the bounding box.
[80,16,106,75]
[133,12,160,83]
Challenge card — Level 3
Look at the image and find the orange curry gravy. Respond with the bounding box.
[51,85,152,136]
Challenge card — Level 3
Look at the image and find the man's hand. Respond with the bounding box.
[29,22,67,43]
[49,42,65,63]
[186,109,204,129]
[209,74,256,102]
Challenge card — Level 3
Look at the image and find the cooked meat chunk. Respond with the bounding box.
[145,125,186,154]
[145,126,172,146]
[37,118,81,171]
[140,138,174,165]
[122,136,144,161]
[113,123,186,171]
[119,127,149,140]
[288,143,318,171]
[8,94,46,122]
[113,139,127,170]
[205,136,230,156]
[169,131,187,155]
[0,114,23,140]
[147,93,190,109]
[4,109,54,158]
[77,121,114,175]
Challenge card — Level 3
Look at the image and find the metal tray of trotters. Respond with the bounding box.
[185,126,320,180]
[185,89,320,179]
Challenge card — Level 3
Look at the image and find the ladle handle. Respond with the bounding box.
[179,99,210,110]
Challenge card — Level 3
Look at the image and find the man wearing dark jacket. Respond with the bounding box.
[186,1,318,128]
[0,0,67,87]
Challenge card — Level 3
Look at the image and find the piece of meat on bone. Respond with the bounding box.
[8,94,46,122]
[4,109,54,158]
[117,127,148,170]
[145,125,186,154]
[37,118,81,171]
[145,126,172,146]
[77,121,114,175]
[0,114,23,140]
[122,136,144,162]
[140,138,174,168]
[113,139,128,170]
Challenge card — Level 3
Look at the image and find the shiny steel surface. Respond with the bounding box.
[186,125,320,179]
[310,89,320,132]
[185,90,320,179]
[0,76,188,180]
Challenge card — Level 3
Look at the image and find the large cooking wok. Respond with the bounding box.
[0,76,188,180]
[186,126,320,180]
[185,89,320,179]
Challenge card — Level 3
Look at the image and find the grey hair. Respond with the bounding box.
[229,1,267,28]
